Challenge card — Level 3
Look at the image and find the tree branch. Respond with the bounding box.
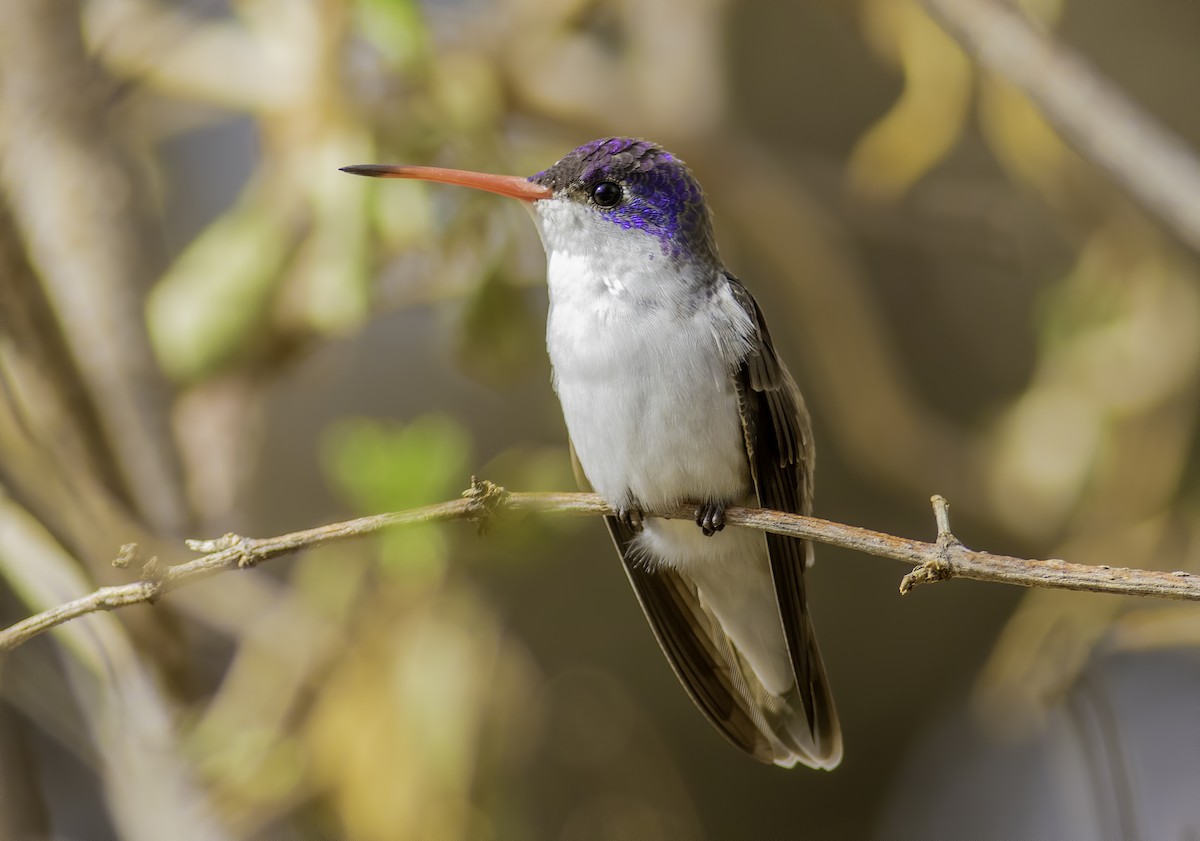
[1,483,1196,654]
[918,0,1200,254]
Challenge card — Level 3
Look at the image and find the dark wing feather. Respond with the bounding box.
[609,519,782,760]
[728,274,842,766]
[568,444,776,761]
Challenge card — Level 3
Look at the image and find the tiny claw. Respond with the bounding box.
[616,504,644,533]
[694,502,726,537]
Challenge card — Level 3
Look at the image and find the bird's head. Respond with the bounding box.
[342,137,718,268]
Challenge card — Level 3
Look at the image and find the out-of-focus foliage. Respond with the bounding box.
[455,266,546,388]
[323,414,470,571]
[0,0,1197,839]
[848,0,973,200]
[148,185,293,381]
[986,226,1200,538]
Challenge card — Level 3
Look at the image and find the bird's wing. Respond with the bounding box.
[727,273,842,768]
[569,444,782,761]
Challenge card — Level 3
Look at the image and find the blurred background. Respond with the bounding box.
[1,0,1198,839]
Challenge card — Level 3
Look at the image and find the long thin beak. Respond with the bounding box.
[339,164,552,202]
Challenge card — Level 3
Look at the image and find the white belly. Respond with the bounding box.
[548,298,751,511]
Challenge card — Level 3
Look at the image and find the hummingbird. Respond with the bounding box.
[342,137,841,769]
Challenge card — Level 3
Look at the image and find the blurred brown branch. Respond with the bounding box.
[918,0,1200,254]
[2,483,1197,655]
[0,1,189,534]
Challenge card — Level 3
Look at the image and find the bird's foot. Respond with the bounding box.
[694,502,726,537]
[615,503,645,533]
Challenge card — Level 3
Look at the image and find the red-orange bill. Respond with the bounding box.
[339,164,552,202]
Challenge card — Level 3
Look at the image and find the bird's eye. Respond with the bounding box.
[591,181,622,208]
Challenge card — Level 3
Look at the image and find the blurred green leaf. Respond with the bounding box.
[288,130,375,335]
[471,444,581,560]
[373,176,435,248]
[146,187,290,382]
[1034,231,1128,352]
[455,266,543,388]
[354,0,430,72]
[430,51,504,133]
[323,414,471,512]
[479,444,574,494]
[321,415,472,576]
[848,0,972,200]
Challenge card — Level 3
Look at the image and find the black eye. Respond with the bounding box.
[591,181,622,208]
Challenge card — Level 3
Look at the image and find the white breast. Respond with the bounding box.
[530,198,757,513]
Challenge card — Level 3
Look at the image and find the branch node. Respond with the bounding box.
[899,558,954,595]
[185,532,262,567]
[112,542,140,569]
[185,532,239,553]
[463,477,510,535]
[140,555,164,601]
[901,495,964,595]
[231,535,263,568]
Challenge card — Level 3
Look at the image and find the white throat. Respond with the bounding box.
[529,197,700,308]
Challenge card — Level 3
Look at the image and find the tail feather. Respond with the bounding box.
[613,515,842,770]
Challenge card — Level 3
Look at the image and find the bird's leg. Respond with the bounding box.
[694,501,727,537]
[616,500,645,533]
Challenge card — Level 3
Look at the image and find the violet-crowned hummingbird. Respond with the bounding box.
[341,137,841,769]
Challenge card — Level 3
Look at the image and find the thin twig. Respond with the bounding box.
[1,482,1197,654]
[918,0,1200,254]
